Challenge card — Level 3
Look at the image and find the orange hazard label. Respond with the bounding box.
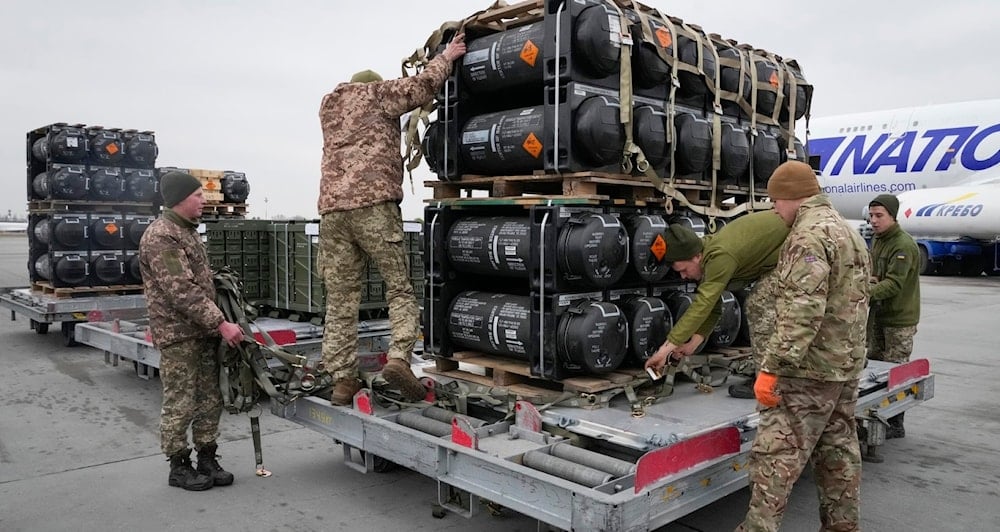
[655,27,672,49]
[203,180,218,191]
[650,234,667,261]
[105,223,118,235]
[769,71,780,87]
[106,143,119,154]
[520,40,539,67]
[522,132,542,158]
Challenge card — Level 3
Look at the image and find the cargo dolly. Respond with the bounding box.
[0,286,147,346]
[271,357,934,531]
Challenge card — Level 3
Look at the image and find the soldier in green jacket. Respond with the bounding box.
[737,161,870,532]
[867,193,921,441]
[643,211,789,398]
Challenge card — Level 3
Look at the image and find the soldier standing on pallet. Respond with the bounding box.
[643,210,789,398]
[139,171,244,491]
[865,194,921,449]
[316,33,467,405]
[737,161,870,532]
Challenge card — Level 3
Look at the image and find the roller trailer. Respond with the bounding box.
[54,306,934,530]
[275,356,934,531]
[0,286,147,346]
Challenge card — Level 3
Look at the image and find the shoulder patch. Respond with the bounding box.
[162,249,184,275]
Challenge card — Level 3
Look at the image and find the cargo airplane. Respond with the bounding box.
[807,99,1000,275]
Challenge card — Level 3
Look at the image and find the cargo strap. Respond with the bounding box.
[213,268,323,475]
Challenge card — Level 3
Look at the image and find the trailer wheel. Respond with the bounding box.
[61,322,79,347]
[31,320,49,335]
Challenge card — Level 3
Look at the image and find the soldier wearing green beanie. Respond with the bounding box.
[865,193,920,451]
[140,169,244,491]
[646,211,790,402]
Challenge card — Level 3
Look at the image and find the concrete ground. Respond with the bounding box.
[0,234,997,531]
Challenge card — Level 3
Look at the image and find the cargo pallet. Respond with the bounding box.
[272,357,933,531]
[0,286,147,346]
[59,303,934,530]
[427,172,769,214]
[30,281,144,298]
[202,202,248,218]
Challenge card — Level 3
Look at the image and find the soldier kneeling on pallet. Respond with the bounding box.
[644,211,790,395]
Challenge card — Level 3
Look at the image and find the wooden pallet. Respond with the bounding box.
[427,171,665,204]
[425,350,649,404]
[31,282,143,298]
[466,0,543,32]
[202,203,247,217]
[27,200,157,214]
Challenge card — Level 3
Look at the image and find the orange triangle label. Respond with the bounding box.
[769,71,780,87]
[105,223,119,235]
[522,132,542,158]
[650,234,667,261]
[203,180,218,191]
[520,40,539,67]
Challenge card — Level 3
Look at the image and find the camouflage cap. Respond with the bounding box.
[869,194,899,219]
[160,171,202,208]
[350,70,383,83]
[663,224,703,262]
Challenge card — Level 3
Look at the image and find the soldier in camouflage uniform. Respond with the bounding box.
[737,161,871,532]
[140,171,245,491]
[644,211,789,398]
[866,194,920,444]
[317,34,467,405]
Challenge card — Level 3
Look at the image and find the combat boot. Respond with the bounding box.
[728,376,756,399]
[886,413,905,439]
[382,358,426,402]
[196,443,234,486]
[168,450,213,491]
[330,378,362,406]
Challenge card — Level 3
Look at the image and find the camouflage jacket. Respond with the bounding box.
[317,54,453,214]
[870,223,921,327]
[667,211,789,345]
[761,195,871,381]
[139,210,224,348]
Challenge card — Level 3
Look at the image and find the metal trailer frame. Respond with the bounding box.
[270,358,935,531]
[73,316,390,378]
[62,315,935,530]
[0,286,147,346]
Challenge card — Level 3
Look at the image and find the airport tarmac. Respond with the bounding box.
[0,233,998,531]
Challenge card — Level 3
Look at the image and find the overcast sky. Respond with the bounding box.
[1,0,995,221]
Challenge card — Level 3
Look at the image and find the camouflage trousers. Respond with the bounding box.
[868,324,916,363]
[744,268,780,368]
[737,377,862,532]
[159,337,223,457]
[319,202,419,381]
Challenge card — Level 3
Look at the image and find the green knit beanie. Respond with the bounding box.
[662,224,704,262]
[160,171,202,208]
[869,194,899,220]
[350,69,383,83]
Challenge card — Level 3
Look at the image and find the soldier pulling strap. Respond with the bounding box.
[212,267,325,477]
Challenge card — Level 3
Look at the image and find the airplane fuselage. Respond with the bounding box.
[807,99,1000,218]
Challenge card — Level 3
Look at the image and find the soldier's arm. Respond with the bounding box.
[761,234,829,372]
[666,257,736,345]
[378,53,455,117]
[871,241,917,301]
[145,234,225,330]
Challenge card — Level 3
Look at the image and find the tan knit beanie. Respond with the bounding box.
[767,161,820,200]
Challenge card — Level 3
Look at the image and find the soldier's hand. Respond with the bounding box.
[218,321,244,347]
[754,372,781,408]
[443,32,467,62]
[675,334,704,357]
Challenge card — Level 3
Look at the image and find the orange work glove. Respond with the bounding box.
[754,372,781,408]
